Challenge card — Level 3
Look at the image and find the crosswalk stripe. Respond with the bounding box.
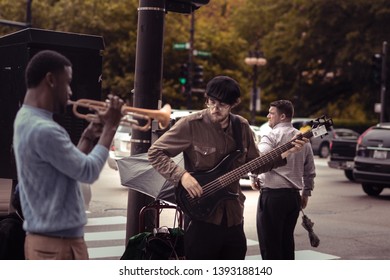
[88,246,125,259]
[246,250,339,260]
[86,216,127,226]
[247,239,259,246]
[295,250,339,260]
[85,215,340,260]
[85,216,127,259]
[315,159,329,167]
[85,230,126,242]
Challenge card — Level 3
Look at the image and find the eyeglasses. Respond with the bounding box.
[206,98,231,110]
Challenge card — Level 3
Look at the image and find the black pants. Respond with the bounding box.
[256,188,300,260]
[184,220,247,260]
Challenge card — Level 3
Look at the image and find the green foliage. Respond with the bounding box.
[1,0,389,121]
[0,0,138,104]
[233,0,390,121]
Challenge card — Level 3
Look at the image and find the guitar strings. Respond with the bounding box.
[184,130,315,206]
[181,123,333,218]
[185,142,294,205]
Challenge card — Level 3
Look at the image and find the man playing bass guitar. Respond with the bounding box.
[148,76,308,260]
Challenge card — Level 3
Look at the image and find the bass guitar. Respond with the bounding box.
[175,116,333,221]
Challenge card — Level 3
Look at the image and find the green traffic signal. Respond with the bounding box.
[179,63,189,85]
[179,77,187,85]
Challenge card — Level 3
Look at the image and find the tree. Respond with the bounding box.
[162,0,250,111]
[2,0,390,121]
[1,0,139,104]
[233,0,390,121]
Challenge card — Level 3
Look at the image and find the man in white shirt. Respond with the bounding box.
[253,100,316,260]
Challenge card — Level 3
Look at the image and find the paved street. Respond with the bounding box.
[84,214,338,260]
[84,157,378,260]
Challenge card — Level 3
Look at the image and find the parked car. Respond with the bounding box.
[259,117,335,158]
[249,125,262,144]
[353,123,390,196]
[333,128,360,139]
[107,124,132,170]
[327,128,360,181]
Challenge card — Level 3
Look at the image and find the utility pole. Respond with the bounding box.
[186,11,195,110]
[125,0,210,241]
[26,0,32,25]
[126,0,166,241]
[244,42,267,125]
[380,41,388,123]
[126,0,209,240]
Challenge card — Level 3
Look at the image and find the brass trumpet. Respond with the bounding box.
[67,99,171,131]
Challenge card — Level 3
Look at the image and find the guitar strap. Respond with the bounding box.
[230,113,244,153]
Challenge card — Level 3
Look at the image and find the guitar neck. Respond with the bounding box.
[218,130,314,187]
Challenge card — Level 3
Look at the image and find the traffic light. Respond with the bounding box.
[372,53,382,85]
[193,63,204,87]
[179,63,188,85]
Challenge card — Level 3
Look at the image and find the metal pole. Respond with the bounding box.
[26,0,33,26]
[380,41,387,123]
[126,0,166,241]
[187,11,195,110]
[251,64,258,125]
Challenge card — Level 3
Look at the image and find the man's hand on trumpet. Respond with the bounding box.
[78,121,103,154]
[98,94,124,128]
[78,94,124,153]
[95,94,124,149]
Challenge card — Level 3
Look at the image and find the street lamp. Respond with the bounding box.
[245,48,267,124]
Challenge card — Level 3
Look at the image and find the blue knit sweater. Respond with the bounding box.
[13,105,108,237]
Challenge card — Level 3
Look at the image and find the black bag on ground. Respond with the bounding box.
[120,227,184,260]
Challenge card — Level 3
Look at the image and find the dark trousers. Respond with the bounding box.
[184,220,247,260]
[256,188,300,260]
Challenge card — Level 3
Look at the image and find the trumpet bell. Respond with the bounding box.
[157,104,172,129]
[121,103,172,131]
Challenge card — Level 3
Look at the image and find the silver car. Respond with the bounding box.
[107,125,132,170]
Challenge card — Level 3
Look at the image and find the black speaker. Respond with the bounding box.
[0,28,105,179]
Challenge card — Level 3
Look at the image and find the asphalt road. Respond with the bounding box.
[87,157,390,260]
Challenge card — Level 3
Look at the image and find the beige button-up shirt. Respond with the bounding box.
[148,109,286,226]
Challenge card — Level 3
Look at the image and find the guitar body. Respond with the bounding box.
[175,151,242,221]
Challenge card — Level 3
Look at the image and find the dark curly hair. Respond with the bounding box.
[25,50,72,88]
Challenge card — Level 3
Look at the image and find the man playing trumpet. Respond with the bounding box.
[13,50,124,260]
